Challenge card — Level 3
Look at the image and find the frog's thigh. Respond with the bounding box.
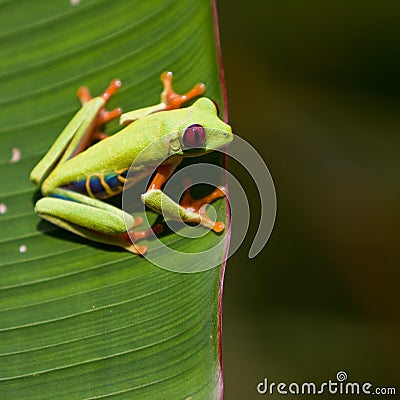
[35,197,134,235]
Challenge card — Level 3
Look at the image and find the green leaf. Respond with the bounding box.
[0,1,228,398]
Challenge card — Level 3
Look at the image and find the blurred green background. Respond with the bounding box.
[217,1,400,399]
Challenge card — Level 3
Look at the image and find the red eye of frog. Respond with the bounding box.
[183,124,206,148]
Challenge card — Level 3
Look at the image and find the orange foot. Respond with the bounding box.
[77,79,122,144]
[161,71,205,110]
[180,181,227,233]
[120,216,164,255]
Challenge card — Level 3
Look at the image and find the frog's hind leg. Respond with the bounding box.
[30,80,124,185]
[77,79,122,124]
[35,188,155,254]
[75,79,123,150]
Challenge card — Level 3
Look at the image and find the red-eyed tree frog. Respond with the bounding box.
[30,72,233,254]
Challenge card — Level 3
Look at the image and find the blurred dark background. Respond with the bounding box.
[217,1,400,398]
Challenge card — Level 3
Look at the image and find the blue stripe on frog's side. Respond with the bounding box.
[66,169,128,199]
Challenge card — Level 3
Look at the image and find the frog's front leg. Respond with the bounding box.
[120,71,206,124]
[35,188,153,254]
[141,161,226,233]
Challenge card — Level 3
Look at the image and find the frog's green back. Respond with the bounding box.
[42,98,232,193]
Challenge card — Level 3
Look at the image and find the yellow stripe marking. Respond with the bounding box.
[85,175,95,198]
[98,173,119,196]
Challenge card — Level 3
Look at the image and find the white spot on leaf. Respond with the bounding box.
[19,245,27,253]
[0,204,6,214]
[70,0,80,5]
[11,148,21,163]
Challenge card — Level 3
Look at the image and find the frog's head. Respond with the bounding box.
[175,97,233,156]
